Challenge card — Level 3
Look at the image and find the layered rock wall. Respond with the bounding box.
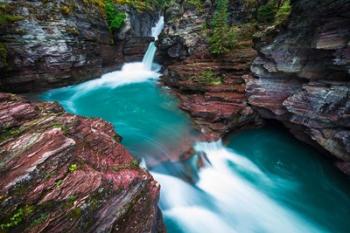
[158,0,261,139]
[0,93,165,233]
[246,0,350,173]
[0,0,158,93]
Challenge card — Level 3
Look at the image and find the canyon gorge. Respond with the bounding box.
[0,0,349,232]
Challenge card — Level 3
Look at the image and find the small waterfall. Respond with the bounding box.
[142,42,157,70]
[142,16,164,70]
[58,16,165,96]
[151,16,164,39]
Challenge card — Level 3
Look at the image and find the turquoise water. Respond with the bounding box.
[40,70,350,233]
[40,81,197,165]
[226,128,350,233]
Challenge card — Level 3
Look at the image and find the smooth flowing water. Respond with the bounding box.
[39,17,350,233]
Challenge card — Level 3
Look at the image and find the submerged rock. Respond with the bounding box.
[247,0,350,173]
[0,93,165,233]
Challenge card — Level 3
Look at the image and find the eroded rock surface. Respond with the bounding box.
[0,93,164,233]
[0,0,158,93]
[247,0,350,173]
[158,1,261,139]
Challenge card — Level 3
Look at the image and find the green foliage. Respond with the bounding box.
[68,163,78,173]
[131,159,139,168]
[55,179,63,188]
[67,195,77,203]
[0,3,24,27]
[0,127,22,142]
[52,123,69,134]
[257,2,276,23]
[105,0,126,31]
[192,70,222,85]
[257,0,291,24]
[275,0,291,24]
[0,206,34,231]
[185,0,204,12]
[242,0,259,8]
[31,213,49,226]
[208,0,237,55]
[0,14,23,26]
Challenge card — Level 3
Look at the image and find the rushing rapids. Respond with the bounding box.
[40,16,350,233]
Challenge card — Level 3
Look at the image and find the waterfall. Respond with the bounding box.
[142,42,157,70]
[61,16,165,96]
[151,16,164,39]
[142,16,164,70]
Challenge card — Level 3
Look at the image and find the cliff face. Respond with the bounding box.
[0,93,165,233]
[246,0,350,173]
[0,0,157,93]
[158,0,261,139]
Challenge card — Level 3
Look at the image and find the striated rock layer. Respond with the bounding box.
[0,0,157,93]
[158,0,261,139]
[0,93,165,233]
[246,0,350,174]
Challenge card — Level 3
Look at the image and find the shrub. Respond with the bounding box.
[68,163,78,172]
[257,2,276,23]
[0,206,34,231]
[105,0,126,31]
[185,0,204,12]
[208,0,237,55]
[275,0,291,24]
[257,0,292,25]
[192,70,222,85]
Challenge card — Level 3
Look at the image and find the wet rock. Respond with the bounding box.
[247,0,350,173]
[0,93,165,233]
[158,0,262,138]
[0,1,159,93]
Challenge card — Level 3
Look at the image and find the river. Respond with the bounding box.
[39,17,350,233]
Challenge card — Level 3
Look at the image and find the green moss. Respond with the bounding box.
[0,14,23,26]
[0,3,24,27]
[131,159,139,168]
[30,213,49,226]
[68,163,78,173]
[64,195,77,209]
[191,70,223,85]
[275,0,291,25]
[52,123,69,135]
[185,0,204,12]
[69,207,82,219]
[0,205,35,231]
[55,179,63,188]
[0,127,23,143]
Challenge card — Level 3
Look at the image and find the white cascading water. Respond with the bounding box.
[63,16,165,110]
[143,16,164,69]
[152,141,327,233]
